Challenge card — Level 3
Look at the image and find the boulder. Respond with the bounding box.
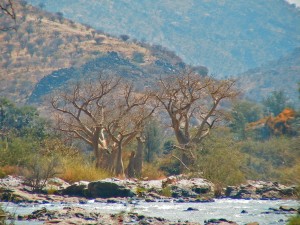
[61,182,89,197]
[88,181,135,198]
[205,218,238,225]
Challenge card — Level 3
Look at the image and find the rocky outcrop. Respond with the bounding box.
[225,180,297,199]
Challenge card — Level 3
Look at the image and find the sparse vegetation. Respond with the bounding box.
[0,0,299,203]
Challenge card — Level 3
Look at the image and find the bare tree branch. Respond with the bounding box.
[0,0,17,31]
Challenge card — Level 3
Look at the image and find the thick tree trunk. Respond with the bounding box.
[126,151,136,178]
[92,141,101,168]
[115,144,124,176]
[134,137,144,178]
[99,148,117,173]
[174,128,193,172]
[92,128,102,168]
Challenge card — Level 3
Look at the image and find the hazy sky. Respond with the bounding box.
[286,0,300,6]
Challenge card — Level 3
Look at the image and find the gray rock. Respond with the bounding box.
[225,180,296,199]
[61,183,89,197]
[88,181,135,198]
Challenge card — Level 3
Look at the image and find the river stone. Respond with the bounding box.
[88,181,135,198]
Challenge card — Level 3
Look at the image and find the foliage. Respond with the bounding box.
[263,90,289,116]
[0,137,39,167]
[196,128,245,186]
[240,136,300,182]
[160,186,172,197]
[144,119,163,163]
[0,98,48,140]
[229,100,263,140]
[287,215,300,225]
[159,156,181,176]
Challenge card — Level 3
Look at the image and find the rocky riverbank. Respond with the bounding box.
[225,180,298,200]
[0,175,299,224]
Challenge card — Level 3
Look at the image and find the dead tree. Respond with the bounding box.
[154,71,238,169]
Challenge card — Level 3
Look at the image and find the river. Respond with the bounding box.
[2,198,299,225]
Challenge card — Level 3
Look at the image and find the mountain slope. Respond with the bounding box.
[26,0,300,76]
[0,1,188,103]
[238,48,300,106]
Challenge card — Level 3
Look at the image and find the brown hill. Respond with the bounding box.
[1,1,188,104]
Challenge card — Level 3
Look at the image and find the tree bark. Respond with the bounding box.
[126,151,136,178]
[115,143,124,176]
[134,137,144,178]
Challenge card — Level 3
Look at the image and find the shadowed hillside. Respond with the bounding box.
[26,0,300,76]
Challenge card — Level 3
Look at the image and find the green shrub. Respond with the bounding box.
[196,129,245,187]
[287,215,300,225]
[0,168,6,178]
[160,186,172,197]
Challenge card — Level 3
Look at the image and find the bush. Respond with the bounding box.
[0,138,38,167]
[196,128,245,187]
[160,186,172,197]
[287,215,300,225]
[241,137,300,182]
[22,155,62,192]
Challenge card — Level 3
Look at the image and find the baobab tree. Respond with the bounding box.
[154,71,238,169]
[102,83,156,176]
[50,76,120,168]
[51,75,155,176]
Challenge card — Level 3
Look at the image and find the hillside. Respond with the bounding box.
[26,0,300,77]
[237,47,300,106]
[0,1,190,103]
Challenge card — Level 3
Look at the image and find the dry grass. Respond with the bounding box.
[0,165,20,177]
[59,157,111,183]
